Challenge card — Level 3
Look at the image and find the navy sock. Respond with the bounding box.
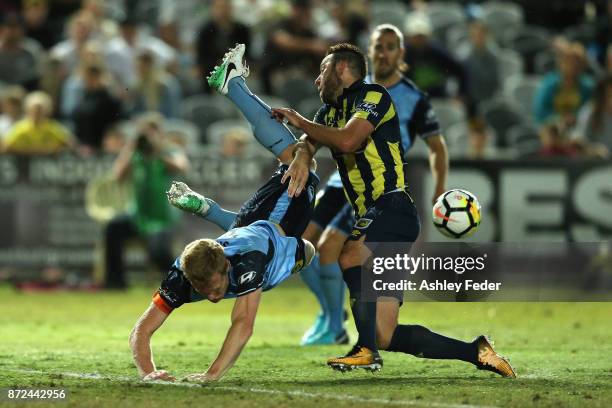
[320,262,345,333]
[203,198,237,232]
[343,265,378,352]
[300,254,328,318]
[386,325,478,364]
[226,77,296,157]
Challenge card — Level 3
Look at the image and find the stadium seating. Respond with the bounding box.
[503,74,541,118]
[371,1,409,28]
[425,2,467,45]
[480,97,527,147]
[495,48,524,80]
[277,76,318,109]
[162,119,200,152]
[501,25,551,73]
[506,123,541,156]
[481,1,524,42]
[298,96,324,121]
[430,98,466,129]
[179,95,240,143]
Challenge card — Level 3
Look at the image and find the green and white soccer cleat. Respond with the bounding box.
[166,181,210,217]
[207,43,250,95]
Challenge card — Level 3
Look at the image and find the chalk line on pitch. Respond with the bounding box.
[7,368,498,408]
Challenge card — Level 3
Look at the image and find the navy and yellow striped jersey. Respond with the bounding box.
[314,80,405,217]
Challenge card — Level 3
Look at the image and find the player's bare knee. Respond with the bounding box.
[318,230,344,264]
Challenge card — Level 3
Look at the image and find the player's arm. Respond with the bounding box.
[424,134,448,203]
[129,303,175,381]
[411,96,449,203]
[185,288,262,382]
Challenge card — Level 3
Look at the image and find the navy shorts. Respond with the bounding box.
[232,165,320,238]
[328,202,355,236]
[311,185,347,229]
[348,190,420,244]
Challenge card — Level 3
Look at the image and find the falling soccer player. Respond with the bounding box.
[129,44,320,382]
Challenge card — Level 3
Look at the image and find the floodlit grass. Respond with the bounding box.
[1,280,611,407]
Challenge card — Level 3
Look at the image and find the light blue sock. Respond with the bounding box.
[203,198,237,232]
[300,254,328,316]
[320,262,345,333]
[226,77,296,156]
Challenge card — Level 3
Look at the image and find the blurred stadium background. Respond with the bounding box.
[0,0,610,287]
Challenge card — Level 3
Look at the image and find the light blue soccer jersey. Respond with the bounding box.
[365,75,441,154]
[155,220,305,310]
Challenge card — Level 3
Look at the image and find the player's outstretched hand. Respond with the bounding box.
[166,181,210,216]
[271,107,306,129]
[182,372,217,383]
[142,370,176,382]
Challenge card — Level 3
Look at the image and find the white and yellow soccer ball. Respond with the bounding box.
[432,189,481,238]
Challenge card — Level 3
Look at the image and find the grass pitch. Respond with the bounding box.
[1,279,611,408]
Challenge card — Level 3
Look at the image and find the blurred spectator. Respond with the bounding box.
[68,63,124,153]
[104,112,189,289]
[402,13,468,101]
[22,0,64,49]
[261,0,329,94]
[533,40,595,128]
[81,0,120,41]
[131,50,181,118]
[196,0,251,92]
[106,15,178,88]
[538,121,579,157]
[322,1,370,49]
[572,74,612,154]
[0,13,40,90]
[0,86,25,138]
[157,0,207,50]
[220,126,249,158]
[461,20,500,110]
[467,118,490,159]
[3,91,72,154]
[49,11,98,78]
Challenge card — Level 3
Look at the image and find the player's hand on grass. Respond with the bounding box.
[271,108,306,129]
[166,181,209,216]
[182,372,217,383]
[142,370,176,382]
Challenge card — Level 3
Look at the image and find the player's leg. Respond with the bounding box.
[299,182,346,344]
[327,191,418,371]
[166,181,237,232]
[305,204,353,345]
[377,300,516,377]
[207,44,297,164]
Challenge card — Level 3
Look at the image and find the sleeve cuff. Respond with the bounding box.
[152,292,173,314]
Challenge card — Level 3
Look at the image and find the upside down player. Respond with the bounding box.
[129,44,319,382]
[271,42,516,377]
[299,23,450,346]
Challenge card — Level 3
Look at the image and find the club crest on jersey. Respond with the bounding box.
[354,218,373,229]
[291,259,304,274]
[239,271,257,284]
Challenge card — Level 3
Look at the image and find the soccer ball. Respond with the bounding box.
[432,189,481,238]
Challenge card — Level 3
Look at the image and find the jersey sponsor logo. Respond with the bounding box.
[356,102,379,118]
[351,229,361,237]
[239,270,257,284]
[354,217,373,229]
